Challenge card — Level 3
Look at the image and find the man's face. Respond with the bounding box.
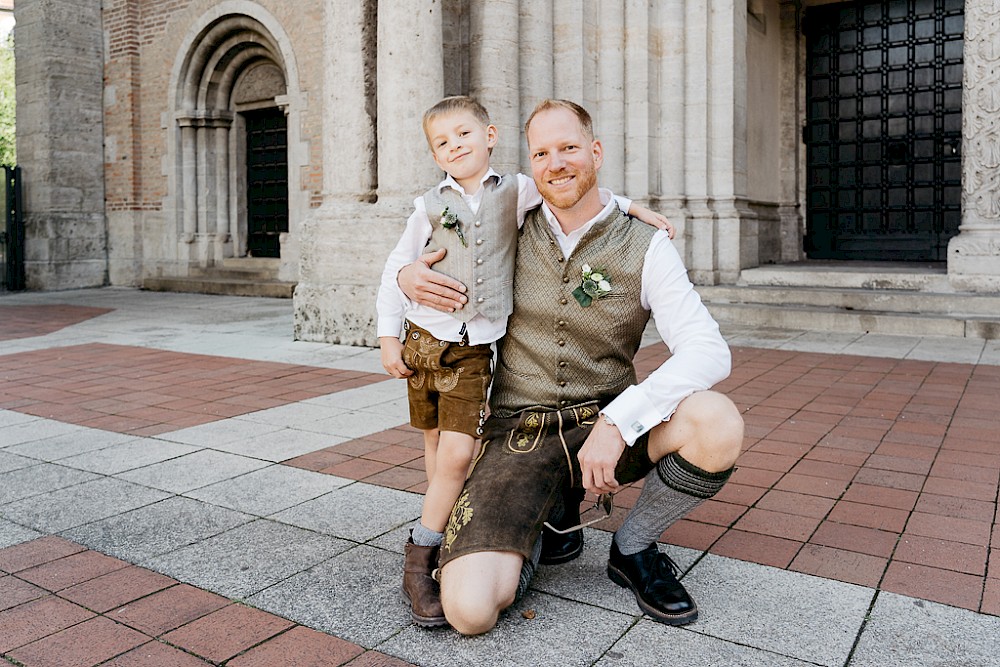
[425,110,497,186]
[527,107,602,212]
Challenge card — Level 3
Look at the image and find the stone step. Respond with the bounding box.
[703,301,1000,338]
[737,262,951,291]
[141,276,295,298]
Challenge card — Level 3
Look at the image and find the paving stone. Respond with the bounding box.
[185,464,350,516]
[6,428,137,462]
[300,379,406,410]
[0,420,81,448]
[381,590,635,667]
[271,483,422,542]
[202,426,348,462]
[59,565,175,613]
[117,449,270,493]
[63,496,253,562]
[1,477,170,532]
[0,409,40,428]
[18,549,128,591]
[103,640,216,666]
[227,625,364,667]
[8,615,148,666]
[232,402,349,428]
[248,545,410,648]
[0,450,36,474]
[162,603,294,664]
[0,595,94,653]
[156,417,287,446]
[683,554,873,666]
[109,584,230,636]
[57,437,200,474]
[0,536,86,573]
[0,463,99,504]
[0,518,43,550]
[301,409,410,440]
[594,619,816,666]
[850,592,1000,666]
[0,574,47,611]
[145,519,352,599]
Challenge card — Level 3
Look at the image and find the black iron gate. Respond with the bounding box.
[245,108,288,258]
[804,0,964,261]
[1,165,24,291]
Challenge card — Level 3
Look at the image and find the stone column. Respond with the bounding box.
[519,0,553,170]
[948,0,1000,292]
[655,0,689,259]
[377,1,444,209]
[471,0,519,175]
[684,1,716,283]
[778,0,805,263]
[179,120,198,243]
[623,0,650,203]
[597,0,625,194]
[553,0,585,101]
[14,0,106,289]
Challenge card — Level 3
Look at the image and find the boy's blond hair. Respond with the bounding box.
[422,96,492,143]
[524,99,594,142]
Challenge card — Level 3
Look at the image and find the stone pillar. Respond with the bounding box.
[597,0,625,194]
[470,0,519,175]
[377,1,444,209]
[948,0,1000,292]
[519,0,553,170]
[179,121,198,244]
[623,0,650,204]
[778,0,805,263]
[655,0,689,259]
[684,1,716,283]
[553,0,585,101]
[14,0,106,289]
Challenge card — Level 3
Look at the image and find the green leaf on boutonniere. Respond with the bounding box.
[572,286,593,307]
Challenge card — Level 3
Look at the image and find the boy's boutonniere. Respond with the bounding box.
[439,207,468,247]
[572,264,612,307]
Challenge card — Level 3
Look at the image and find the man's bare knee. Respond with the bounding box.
[439,551,520,635]
[651,391,744,471]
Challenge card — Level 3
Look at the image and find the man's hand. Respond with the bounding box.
[578,417,627,494]
[397,248,469,313]
[379,336,413,379]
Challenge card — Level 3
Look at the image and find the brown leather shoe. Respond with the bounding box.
[401,538,447,627]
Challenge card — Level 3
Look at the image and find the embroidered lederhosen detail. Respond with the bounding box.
[402,325,465,393]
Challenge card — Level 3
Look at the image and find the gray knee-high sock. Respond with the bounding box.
[614,452,733,556]
[514,534,542,603]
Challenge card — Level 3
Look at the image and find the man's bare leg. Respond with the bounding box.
[439,550,522,635]
[646,390,743,469]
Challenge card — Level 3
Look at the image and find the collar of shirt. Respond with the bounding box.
[540,187,617,258]
[437,168,501,217]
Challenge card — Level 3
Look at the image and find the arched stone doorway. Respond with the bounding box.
[171,9,301,269]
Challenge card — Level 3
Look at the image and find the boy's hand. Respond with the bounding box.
[398,248,469,313]
[379,336,413,379]
[629,204,675,240]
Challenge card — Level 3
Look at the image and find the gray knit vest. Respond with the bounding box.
[490,204,657,418]
[422,175,519,323]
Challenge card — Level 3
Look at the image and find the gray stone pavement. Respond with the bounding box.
[1,287,999,667]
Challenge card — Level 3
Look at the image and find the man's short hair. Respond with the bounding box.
[422,96,492,139]
[524,99,594,142]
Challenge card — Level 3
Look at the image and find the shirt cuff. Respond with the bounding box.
[377,318,404,340]
[600,385,664,447]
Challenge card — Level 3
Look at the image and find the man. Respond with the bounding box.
[398,99,743,635]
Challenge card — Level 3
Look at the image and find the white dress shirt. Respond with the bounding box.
[539,196,732,446]
[376,169,631,345]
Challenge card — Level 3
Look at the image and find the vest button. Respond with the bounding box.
[476,297,485,304]
[557,339,565,346]
[476,239,483,245]
[557,257,564,262]
[476,258,483,265]
[560,298,568,305]
[558,381,567,387]
[560,400,569,406]
[557,320,566,327]
[474,221,482,227]
[562,277,570,283]
[559,361,567,368]
[476,278,484,285]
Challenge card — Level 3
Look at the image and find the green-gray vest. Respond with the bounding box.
[422,175,519,324]
[490,204,657,418]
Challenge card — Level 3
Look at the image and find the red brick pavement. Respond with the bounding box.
[0,343,384,436]
[0,537,416,667]
[0,305,113,341]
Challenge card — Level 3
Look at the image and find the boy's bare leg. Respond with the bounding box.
[422,428,439,482]
[440,550,522,635]
[422,430,476,531]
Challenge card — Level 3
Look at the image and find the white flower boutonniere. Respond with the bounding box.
[439,207,468,247]
[572,263,612,307]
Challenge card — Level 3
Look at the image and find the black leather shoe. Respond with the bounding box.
[607,539,698,625]
[540,488,585,565]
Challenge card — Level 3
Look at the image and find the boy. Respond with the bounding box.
[376,96,670,627]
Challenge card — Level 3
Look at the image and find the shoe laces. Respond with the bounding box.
[644,551,685,596]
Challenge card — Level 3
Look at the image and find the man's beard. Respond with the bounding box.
[538,164,598,211]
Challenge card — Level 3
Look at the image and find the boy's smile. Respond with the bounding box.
[425,110,498,194]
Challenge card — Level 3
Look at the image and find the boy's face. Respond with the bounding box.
[425,110,498,185]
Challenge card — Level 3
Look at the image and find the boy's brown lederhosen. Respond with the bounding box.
[401,320,493,438]
[439,401,655,566]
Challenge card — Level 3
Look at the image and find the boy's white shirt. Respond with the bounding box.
[376,168,631,346]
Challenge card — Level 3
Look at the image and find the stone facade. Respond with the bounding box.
[12,0,1000,343]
